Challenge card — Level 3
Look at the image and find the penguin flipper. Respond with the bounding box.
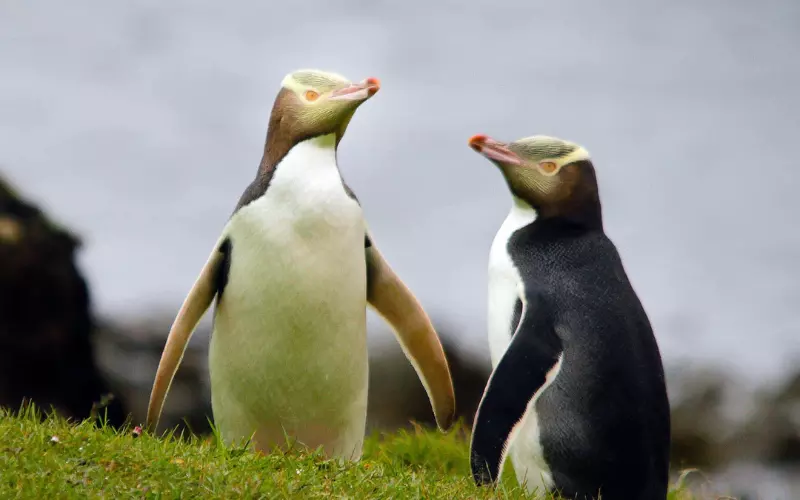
[470,288,563,487]
[365,238,456,431]
[146,239,228,431]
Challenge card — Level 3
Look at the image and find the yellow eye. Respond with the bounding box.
[305,90,319,102]
[539,161,558,174]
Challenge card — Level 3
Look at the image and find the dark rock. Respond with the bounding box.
[667,368,732,469]
[0,175,126,426]
[730,370,800,465]
[666,363,800,474]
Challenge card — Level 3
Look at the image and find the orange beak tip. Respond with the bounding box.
[364,77,381,96]
[468,134,487,150]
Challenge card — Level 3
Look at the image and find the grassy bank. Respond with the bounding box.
[0,407,695,499]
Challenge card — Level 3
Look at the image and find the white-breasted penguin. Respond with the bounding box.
[466,134,670,500]
[146,70,456,461]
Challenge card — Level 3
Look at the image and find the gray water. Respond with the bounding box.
[2,1,799,388]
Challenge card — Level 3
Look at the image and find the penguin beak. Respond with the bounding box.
[328,77,381,102]
[468,135,524,165]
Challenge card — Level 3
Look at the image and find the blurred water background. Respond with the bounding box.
[1,1,799,498]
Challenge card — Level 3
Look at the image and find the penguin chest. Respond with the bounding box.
[221,187,368,335]
[208,146,369,434]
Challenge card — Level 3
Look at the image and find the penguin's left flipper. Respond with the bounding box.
[146,237,230,431]
[365,233,457,431]
[469,288,563,487]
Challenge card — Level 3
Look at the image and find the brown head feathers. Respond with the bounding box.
[259,69,380,174]
[469,134,602,229]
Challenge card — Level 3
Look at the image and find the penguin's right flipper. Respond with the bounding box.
[146,237,230,431]
[365,233,456,432]
[469,288,563,487]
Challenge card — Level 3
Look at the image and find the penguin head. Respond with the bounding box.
[468,134,601,222]
[268,69,381,146]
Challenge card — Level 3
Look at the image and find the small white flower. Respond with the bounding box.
[50,436,60,444]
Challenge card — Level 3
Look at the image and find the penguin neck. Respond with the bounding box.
[266,134,341,192]
[499,196,539,237]
[261,130,338,171]
[232,133,342,213]
[510,195,603,239]
[509,196,538,223]
[537,199,603,233]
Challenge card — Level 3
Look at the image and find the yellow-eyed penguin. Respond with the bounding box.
[146,70,456,460]
[466,134,670,499]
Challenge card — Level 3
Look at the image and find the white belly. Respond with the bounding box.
[207,136,369,460]
[486,197,557,493]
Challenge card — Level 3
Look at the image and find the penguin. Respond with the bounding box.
[466,134,671,499]
[146,69,456,461]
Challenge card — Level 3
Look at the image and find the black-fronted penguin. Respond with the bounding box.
[145,69,456,460]
[466,133,670,499]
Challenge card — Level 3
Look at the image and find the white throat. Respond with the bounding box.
[271,133,338,183]
[508,196,537,225]
[495,197,538,253]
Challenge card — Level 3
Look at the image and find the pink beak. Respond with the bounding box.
[328,77,381,101]
[468,134,524,165]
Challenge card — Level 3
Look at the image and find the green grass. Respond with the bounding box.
[0,406,697,499]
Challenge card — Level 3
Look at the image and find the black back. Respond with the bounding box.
[508,217,671,500]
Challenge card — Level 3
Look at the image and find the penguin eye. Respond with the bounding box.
[538,161,558,174]
[304,90,320,102]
